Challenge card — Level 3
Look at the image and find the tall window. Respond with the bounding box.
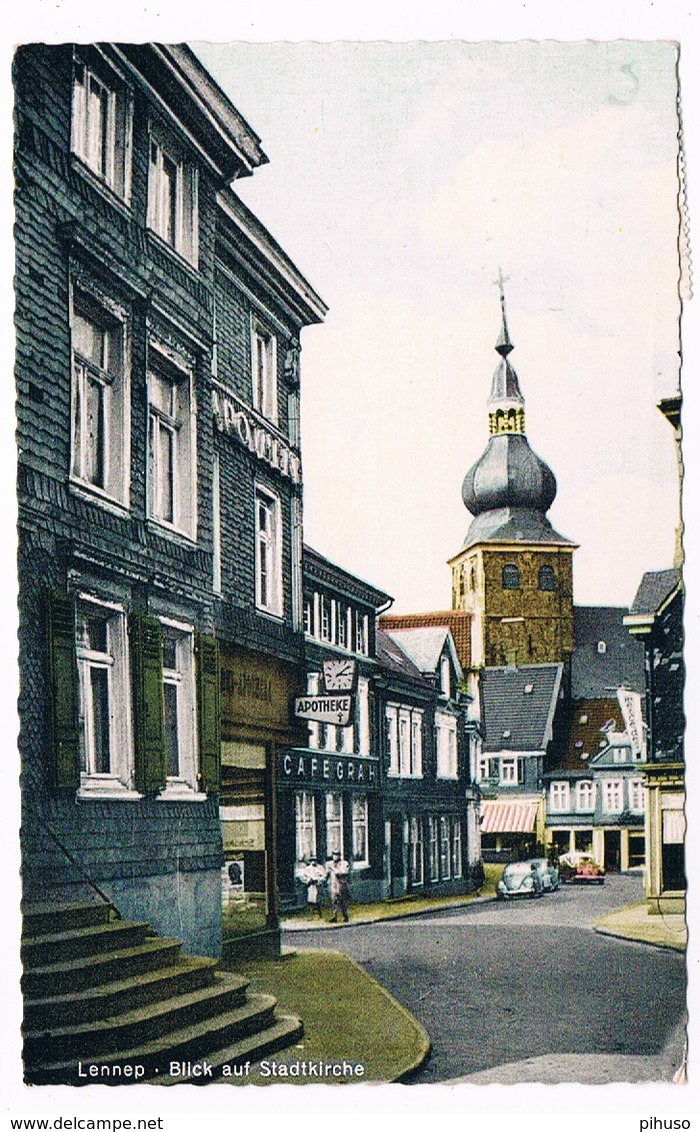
[452,819,463,879]
[148,127,198,264]
[440,654,451,697]
[500,756,523,785]
[410,712,423,776]
[71,292,128,505]
[409,816,424,886]
[428,817,439,882]
[629,778,646,813]
[160,621,198,794]
[602,778,624,813]
[502,563,520,590]
[295,792,316,864]
[148,356,196,538]
[355,613,369,656]
[538,565,556,591]
[387,705,422,776]
[439,816,452,880]
[255,486,283,615]
[76,598,131,791]
[325,793,343,857]
[386,705,399,775]
[576,780,595,811]
[252,324,277,423]
[336,602,348,649]
[398,711,411,777]
[436,713,458,778]
[352,797,369,867]
[550,781,571,811]
[72,58,131,198]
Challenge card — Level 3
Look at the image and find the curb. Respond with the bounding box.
[282,894,494,933]
[592,924,686,952]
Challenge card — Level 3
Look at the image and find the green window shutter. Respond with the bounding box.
[48,590,80,789]
[131,613,166,794]
[195,632,220,794]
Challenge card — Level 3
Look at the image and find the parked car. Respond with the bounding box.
[528,857,560,892]
[496,861,544,900]
[559,851,605,884]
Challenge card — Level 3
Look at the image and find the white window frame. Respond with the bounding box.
[157,617,203,800]
[398,709,411,777]
[440,654,451,698]
[409,815,424,887]
[75,595,137,798]
[251,321,278,424]
[352,796,369,868]
[410,711,423,777]
[439,816,452,880]
[70,288,130,508]
[355,613,369,656]
[602,778,624,813]
[452,818,463,879]
[71,56,132,199]
[325,792,344,858]
[148,124,199,265]
[254,484,283,616]
[575,780,596,812]
[147,352,197,540]
[428,816,439,882]
[295,791,316,867]
[500,755,522,785]
[436,712,458,779]
[629,778,646,814]
[550,781,571,812]
[387,704,399,775]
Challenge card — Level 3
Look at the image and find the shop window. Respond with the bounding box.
[254,485,283,616]
[72,56,131,199]
[538,565,556,591]
[251,322,277,423]
[628,833,646,868]
[295,792,316,865]
[148,354,196,539]
[70,290,129,506]
[75,597,133,794]
[550,781,571,811]
[452,819,463,879]
[409,816,424,886]
[148,125,198,265]
[325,792,343,858]
[502,563,520,590]
[352,796,369,868]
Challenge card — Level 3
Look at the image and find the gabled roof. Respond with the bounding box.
[629,569,682,617]
[547,697,625,774]
[481,663,562,752]
[382,627,463,681]
[572,606,645,698]
[375,629,428,686]
[379,611,471,670]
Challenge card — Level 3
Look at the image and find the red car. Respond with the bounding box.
[559,851,605,884]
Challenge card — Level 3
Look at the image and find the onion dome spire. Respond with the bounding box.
[488,271,525,436]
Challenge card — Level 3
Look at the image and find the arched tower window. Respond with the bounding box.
[502,563,520,590]
[538,565,556,591]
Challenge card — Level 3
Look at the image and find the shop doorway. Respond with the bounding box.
[220,741,271,941]
[604,830,621,872]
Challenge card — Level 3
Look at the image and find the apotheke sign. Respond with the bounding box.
[294,694,353,726]
[212,385,302,484]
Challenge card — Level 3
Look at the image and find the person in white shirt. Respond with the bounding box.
[299,856,326,916]
[327,851,350,922]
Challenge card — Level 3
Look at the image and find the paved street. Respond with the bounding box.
[284,874,687,1084]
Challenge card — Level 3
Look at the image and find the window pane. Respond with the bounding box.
[85,375,105,486]
[164,681,179,777]
[90,666,111,774]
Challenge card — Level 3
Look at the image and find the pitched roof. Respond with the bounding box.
[379,611,471,669]
[481,663,562,752]
[375,629,428,686]
[630,569,682,616]
[382,627,462,680]
[572,606,645,698]
[547,697,625,774]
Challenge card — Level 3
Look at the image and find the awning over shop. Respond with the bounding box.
[481,800,539,835]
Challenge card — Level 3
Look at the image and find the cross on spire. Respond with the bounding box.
[493,268,513,357]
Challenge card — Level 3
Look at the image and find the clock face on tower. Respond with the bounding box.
[322,658,357,693]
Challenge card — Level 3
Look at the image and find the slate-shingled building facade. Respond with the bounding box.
[15,43,325,958]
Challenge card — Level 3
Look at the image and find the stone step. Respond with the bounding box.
[22,938,183,998]
[22,902,114,938]
[21,920,151,967]
[24,956,222,1031]
[24,973,253,1062]
[157,1013,305,1084]
[26,993,279,1086]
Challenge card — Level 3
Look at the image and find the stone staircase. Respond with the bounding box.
[21,902,302,1085]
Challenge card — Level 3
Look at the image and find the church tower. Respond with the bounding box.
[449,281,577,669]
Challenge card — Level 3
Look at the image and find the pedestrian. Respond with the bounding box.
[299,856,326,916]
[327,850,350,922]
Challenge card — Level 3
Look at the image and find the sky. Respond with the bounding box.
[194,39,686,613]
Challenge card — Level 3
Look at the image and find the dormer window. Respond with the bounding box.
[440,654,451,697]
[524,683,534,694]
[597,640,607,654]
